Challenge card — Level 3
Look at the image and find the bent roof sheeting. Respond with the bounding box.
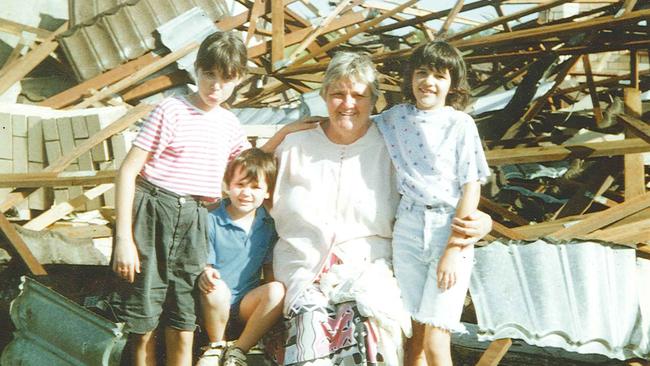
[58,0,228,81]
[470,239,650,360]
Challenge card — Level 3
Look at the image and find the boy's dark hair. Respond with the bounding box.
[224,148,277,196]
[402,41,470,110]
[195,31,247,80]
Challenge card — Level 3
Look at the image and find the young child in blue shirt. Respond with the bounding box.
[196,148,284,366]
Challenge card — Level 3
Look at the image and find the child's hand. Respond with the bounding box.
[112,237,140,283]
[198,267,221,293]
[437,246,461,291]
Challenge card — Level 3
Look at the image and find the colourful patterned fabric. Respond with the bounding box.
[264,302,383,366]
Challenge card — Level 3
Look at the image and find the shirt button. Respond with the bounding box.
[179,197,186,205]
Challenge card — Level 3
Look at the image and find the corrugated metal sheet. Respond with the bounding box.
[470,239,650,360]
[59,0,229,81]
[157,7,218,77]
[0,276,127,365]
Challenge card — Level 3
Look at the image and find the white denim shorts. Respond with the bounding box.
[392,197,474,333]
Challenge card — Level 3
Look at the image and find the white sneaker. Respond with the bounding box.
[196,341,226,366]
[223,346,247,366]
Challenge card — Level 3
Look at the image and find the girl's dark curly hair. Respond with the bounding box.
[402,41,470,110]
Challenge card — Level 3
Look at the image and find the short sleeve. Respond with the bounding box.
[132,102,174,159]
[263,230,278,265]
[228,126,252,161]
[206,214,217,266]
[456,116,490,186]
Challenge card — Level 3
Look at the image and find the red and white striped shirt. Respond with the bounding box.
[133,96,250,199]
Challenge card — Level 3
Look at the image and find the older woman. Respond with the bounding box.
[268,52,491,366]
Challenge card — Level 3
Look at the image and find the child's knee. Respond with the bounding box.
[200,280,232,308]
[263,281,285,304]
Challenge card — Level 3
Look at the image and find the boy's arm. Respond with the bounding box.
[112,146,151,283]
[259,117,325,153]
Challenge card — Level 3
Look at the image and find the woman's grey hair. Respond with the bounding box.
[320,52,380,104]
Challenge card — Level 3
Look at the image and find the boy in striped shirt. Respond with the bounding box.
[108,31,295,365]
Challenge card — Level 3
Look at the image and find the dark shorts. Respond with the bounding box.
[109,177,209,334]
[225,301,246,340]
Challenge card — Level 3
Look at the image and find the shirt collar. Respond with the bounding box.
[213,198,273,228]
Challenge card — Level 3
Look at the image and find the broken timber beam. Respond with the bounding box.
[0,212,47,275]
[485,138,650,166]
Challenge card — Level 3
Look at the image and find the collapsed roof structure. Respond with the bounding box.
[0,0,648,364]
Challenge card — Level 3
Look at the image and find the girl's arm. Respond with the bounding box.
[437,181,481,290]
[259,117,325,153]
[112,146,151,283]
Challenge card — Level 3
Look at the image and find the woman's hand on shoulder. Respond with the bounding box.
[280,116,326,136]
[449,210,492,246]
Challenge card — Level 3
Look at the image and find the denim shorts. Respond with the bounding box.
[392,197,474,333]
[108,177,209,334]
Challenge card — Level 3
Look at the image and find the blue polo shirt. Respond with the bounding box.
[206,199,278,305]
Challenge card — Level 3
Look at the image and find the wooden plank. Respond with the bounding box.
[247,10,367,59]
[0,211,47,275]
[454,8,650,50]
[448,0,572,41]
[479,196,529,226]
[586,218,650,245]
[0,104,152,213]
[283,0,352,68]
[39,53,158,109]
[553,174,614,219]
[27,116,44,163]
[486,138,650,166]
[491,221,528,240]
[122,70,190,103]
[73,43,196,109]
[581,54,604,126]
[0,170,116,188]
[0,113,12,160]
[271,0,285,70]
[618,114,650,144]
[502,55,580,139]
[0,22,67,95]
[23,184,114,231]
[369,0,491,34]
[285,0,418,70]
[245,0,266,46]
[0,18,52,41]
[49,224,112,239]
[623,88,645,200]
[549,192,650,240]
[476,338,513,366]
[437,0,464,37]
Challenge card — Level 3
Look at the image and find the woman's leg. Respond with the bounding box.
[406,320,426,366]
[423,325,452,366]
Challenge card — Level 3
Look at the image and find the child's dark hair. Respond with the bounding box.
[224,148,277,196]
[402,41,470,110]
[195,31,247,80]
